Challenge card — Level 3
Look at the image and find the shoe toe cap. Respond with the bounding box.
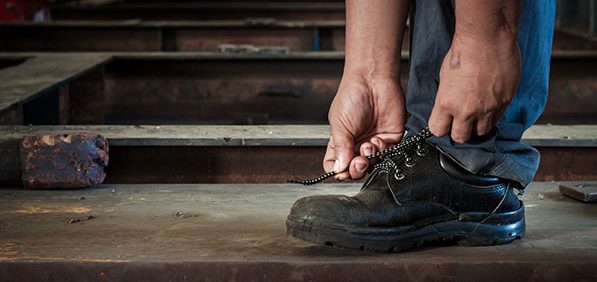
[288,194,363,226]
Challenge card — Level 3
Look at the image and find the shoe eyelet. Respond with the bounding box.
[394,170,405,181]
[405,157,415,168]
[416,146,427,156]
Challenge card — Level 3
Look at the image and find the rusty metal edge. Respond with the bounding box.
[3,50,596,59]
[50,2,346,11]
[1,125,596,147]
[0,54,113,115]
[0,20,347,28]
[0,260,596,282]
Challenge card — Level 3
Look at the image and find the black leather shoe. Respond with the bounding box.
[286,141,525,252]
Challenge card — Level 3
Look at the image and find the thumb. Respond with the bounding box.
[331,129,354,174]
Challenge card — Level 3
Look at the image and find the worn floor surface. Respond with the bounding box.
[0,182,596,281]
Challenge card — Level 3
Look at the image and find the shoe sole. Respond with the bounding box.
[286,204,525,252]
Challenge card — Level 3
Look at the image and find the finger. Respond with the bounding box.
[370,136,387,151]
[360,141,376,157]
[451,117,474,143]
[323,138,336,172]
[360,140,379,167]
[492,107,508,126]
[429,106,453,137]
[324,136,350,181]
[335,171,351,181]
[475,115,493,136]
[331,129,355,175]
[349,156,369,180]
[372,132,403,145]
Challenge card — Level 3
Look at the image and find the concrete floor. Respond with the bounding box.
[0,182,596,281]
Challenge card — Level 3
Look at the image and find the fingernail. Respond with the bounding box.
[356,162,367,172]
[363,146,373,155]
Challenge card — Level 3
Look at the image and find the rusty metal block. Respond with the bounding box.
[559,183,597,203]
[20,132,109,189]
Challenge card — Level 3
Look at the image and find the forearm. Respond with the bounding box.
[454,0,521,50]
[344,0,410,79]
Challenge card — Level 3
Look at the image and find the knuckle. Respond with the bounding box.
[451,134,464,143]
[430,125,448,137]
[451,126,469,143]
[479,107,493,115]
[460,105,478,119]
[371,137,384,148]
[502,95,513,104]
[454,135,468,143]
[333,143,348,150]
[437,99,452,111]
[478,121,494,135]
[483,102,500,114]
[460,110,476,120]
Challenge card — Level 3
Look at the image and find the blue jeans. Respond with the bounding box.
[405,0,556,187]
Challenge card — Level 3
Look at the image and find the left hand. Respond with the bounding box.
[428,34,522,143]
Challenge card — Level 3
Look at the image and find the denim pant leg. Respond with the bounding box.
[405,0,556,187]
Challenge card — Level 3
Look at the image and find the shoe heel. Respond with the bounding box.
[457,217,525,246]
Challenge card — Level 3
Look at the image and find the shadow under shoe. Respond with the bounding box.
[286,141,525,252]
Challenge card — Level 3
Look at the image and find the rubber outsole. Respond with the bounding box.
[286,205,525,252]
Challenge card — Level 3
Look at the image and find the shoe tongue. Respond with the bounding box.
[359,168,390,191]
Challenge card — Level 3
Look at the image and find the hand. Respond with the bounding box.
[429,35,521,143]
[325,74,406,180]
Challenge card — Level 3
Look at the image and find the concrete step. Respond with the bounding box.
[0,182,595,281]
[1,124,596,184]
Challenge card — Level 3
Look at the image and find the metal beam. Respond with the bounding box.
[1,125,596,184]
[3,22,596,52]
[1,52,596,125]
[50,2,346,21]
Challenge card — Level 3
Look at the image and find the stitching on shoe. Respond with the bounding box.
[470,183,511,234]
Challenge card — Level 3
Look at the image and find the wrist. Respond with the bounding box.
[341,70,400,88]
[453,30,517,48]
[451,32,519,61]
[338,71,403,102]
[343,58,401,84]
[453,0,520,48]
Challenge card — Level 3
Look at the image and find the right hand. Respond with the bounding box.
[325,74,406,180]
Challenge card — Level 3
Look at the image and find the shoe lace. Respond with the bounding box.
[288,127,433,185]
